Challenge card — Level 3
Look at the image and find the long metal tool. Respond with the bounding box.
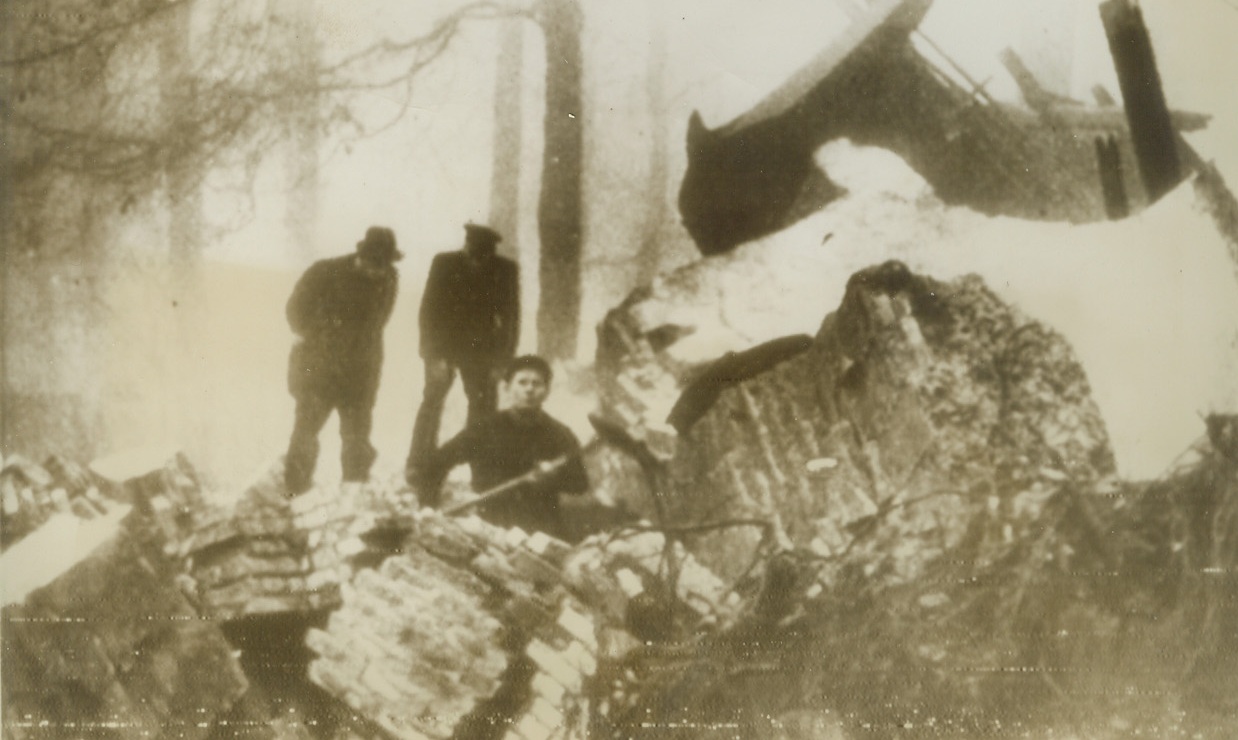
[440,455,569,516]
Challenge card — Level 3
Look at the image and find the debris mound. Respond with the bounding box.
[1,453,123,550]
[1,453,248,739]
[172,463,367,619]
[665,261,1115,583]
[304,506,595,740]
[593,416,1238,739]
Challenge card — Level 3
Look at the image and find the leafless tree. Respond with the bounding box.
[534,0,584,360]
[3,0,532,206]
[634,0,671,287]
[3,0,593,353]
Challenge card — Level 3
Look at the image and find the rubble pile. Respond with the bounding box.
[305,545,508,738]
[590,417,1238,739]
[1,454,249,739]
[299,505,742,739]
[1,453,121,549]
[563,529,740,633]
[141,457,432,621]
[662,261,1114,582]
[172,464,366,619]
[3,265,1227,740]
[596,142,1238,481]
[6,442,721,739]
[305,508,595,739]
[0,452,411,739]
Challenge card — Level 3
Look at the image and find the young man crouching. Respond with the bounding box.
[411,355,589,540]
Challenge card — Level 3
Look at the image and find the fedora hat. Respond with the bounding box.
[357,226,403,263]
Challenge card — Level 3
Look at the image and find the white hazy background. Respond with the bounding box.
[62,0,1238,489]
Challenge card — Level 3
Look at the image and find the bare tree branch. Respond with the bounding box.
[0,0,193,67]
[4,0,534,203]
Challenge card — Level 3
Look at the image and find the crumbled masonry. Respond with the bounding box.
[604,261,1114,585]
[1,453,122,550]
[3,261,1234,738]
[305,505,736,739]
[2,449,735,739]
[1,453,247,740]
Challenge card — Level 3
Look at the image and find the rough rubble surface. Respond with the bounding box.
[172,463,377,620]
[1,449,697,739]
[595,141,1238,480]
[0,454,119,550]
[302,504,738,740]
[601,418,1238,740]
[564,529,740,632]
[302,506,577,740]
[2,341,1232,739]
[667,261,1116,583]
[1,455,248,740]
[307,544,509,739]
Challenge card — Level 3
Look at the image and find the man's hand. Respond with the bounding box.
[528,457,567,483]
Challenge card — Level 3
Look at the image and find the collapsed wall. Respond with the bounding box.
[595,414,1238,739]
[3,248,1231,740]
[169,464,394,620]
[1,446,740,739]
[1,454,249,740]
[665,261,1115,582]
[302,506,737,739]
[596,140,1238,483]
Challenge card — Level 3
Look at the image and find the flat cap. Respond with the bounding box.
[463,222,502,245]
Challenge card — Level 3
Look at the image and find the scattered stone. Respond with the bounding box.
[667,262,1116,583]
[1,454,120,550]
[1,517,247,739]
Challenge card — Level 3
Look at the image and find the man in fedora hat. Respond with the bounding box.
[406,222,519,488]
[284,226,402,495]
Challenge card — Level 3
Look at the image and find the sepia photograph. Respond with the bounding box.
[2,0,1237,737]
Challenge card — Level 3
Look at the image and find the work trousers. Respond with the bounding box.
[406,357,498,475]
[284,391,377,495]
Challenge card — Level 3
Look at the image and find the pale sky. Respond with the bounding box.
[202,0,1238,268]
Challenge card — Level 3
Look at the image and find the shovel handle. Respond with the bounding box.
[440,455,569,516]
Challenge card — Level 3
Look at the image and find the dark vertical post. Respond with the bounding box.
[157,2,202,283]
[1095,135,1130,219]
[490,17,525,262]
[157,3,207,462]
[1099,0,1181,203]
[274,0,321,260]
[635,0,670,286]
[536,0,584,361]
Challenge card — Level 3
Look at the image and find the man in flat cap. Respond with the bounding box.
[406,223,519,488]
[284,226,401,495]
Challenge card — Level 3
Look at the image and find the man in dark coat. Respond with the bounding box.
[406,223,520,483]
[420,355,589,540]
[284,226,401,495]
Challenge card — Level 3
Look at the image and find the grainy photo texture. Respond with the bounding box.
[2,0,1237,738]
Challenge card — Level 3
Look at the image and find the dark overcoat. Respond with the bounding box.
[286,255,397,404]
[419,251,519,362]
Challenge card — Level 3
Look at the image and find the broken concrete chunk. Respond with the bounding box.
[666,262,1115,584]
[306,545,508,738]
[2,523,246,738]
